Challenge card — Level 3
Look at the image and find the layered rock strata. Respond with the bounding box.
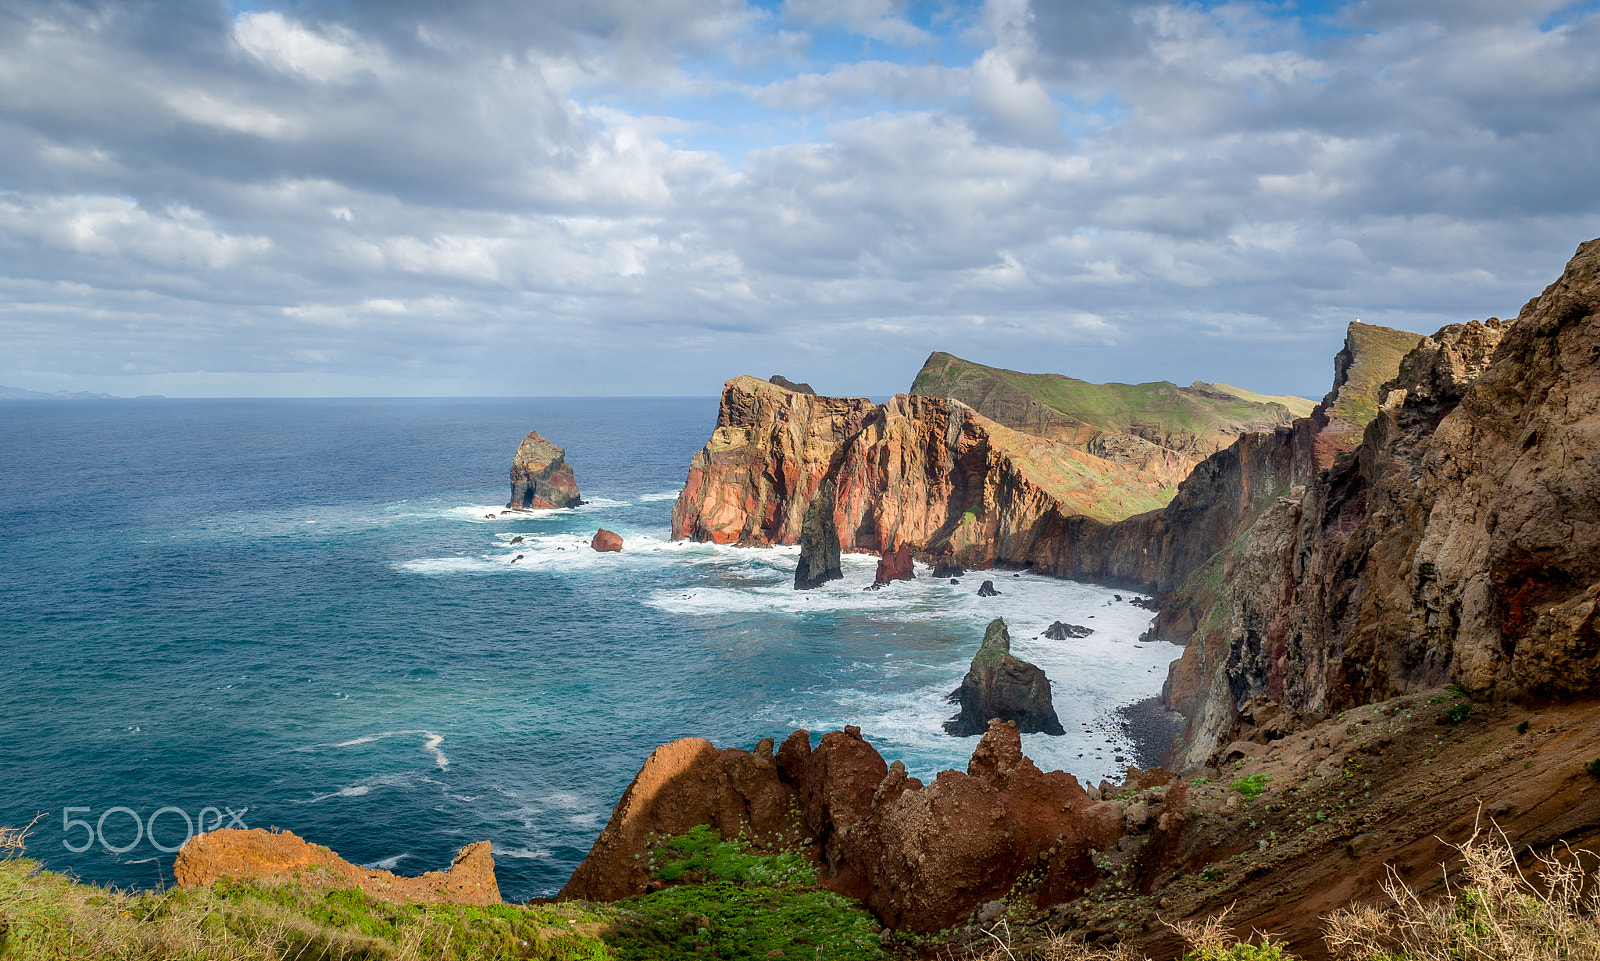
[944,618,1066,736]
[560,721,1121,932]
[175,828,501,906]
[508,430,582,509]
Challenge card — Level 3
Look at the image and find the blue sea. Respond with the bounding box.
[0,398,1176,901]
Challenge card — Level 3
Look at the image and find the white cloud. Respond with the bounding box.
[234,11,386,84]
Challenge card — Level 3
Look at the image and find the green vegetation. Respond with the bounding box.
[0,823,886,961]
[1199,383,1317,419]
[611,825,883,961]
[1230,774,1273,801]
[0,855,612,961]
[1584,757,1600,779]
[1437,703,1474,725]
[911,352,1296,439]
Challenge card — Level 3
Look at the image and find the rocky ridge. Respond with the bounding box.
[1153,238,1600,767]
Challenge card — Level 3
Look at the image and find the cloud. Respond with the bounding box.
[0,0,1596,398]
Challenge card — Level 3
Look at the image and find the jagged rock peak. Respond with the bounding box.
[795,480,843,589]
[944,618,1066,737]
[507,429,582,510]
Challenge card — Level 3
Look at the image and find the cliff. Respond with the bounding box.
[508,429,581,510]
[1160,239,1600,766]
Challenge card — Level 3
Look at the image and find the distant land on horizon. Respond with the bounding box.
[0,384,167,400]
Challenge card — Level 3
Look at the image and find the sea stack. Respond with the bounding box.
[872,542,914,587]
[944,618,1065,736]
[507,430,582,510]
[794,481,842,589]
[592,529,623,552]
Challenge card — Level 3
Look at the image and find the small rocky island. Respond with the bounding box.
[507,429,582,510]
[944,617,1065,736]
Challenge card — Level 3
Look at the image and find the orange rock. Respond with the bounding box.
[173,828,500,906]
[591,528,623,552]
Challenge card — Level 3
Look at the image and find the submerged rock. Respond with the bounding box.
[507,430,582,510]
[794,480,843,590]
[944,618,1066,737]
[591,529,623,552]
[1044,621,1094,640]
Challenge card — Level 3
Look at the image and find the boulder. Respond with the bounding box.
[591,529,623,552]
[977,580,1001,597]
[794,480,843,590]
[944,619,1067,737]
[932,557,966,578]
[1043,621,1094,640]
[174,829,500,906]
[507,430,582,510]
[873,542,914,586]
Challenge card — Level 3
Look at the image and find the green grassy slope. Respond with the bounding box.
[1322,322,1424,431]
[910,352,1302,440]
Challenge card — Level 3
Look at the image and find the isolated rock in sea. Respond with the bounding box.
[794,480,843,590]
[932,557,966,578]
[591,529,623,552]
[944,619,1066,737]
[977,580,1000,597]
[507,430,582,510]
[873,542,914,586]
[174,828,500,906]
[1044,621,1094,640]
[769,374,816,395]
[564,721,1118,933]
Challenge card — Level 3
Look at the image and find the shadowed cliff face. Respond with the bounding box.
[1163,238,1600,767]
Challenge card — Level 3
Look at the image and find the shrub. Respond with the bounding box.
[1230,774,1273,801]
[1322,824,1600,961]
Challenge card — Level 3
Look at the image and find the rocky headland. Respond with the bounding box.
[944,618,1066,736]
[507,429,582,510]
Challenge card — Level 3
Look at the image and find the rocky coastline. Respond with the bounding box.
[157,237,1600,959]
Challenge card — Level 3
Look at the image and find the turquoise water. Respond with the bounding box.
[0,398,1174,900]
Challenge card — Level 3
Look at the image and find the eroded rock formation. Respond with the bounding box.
[562,722,1122,932]
[945,618,1066,736]
[795,480,843,589]
[174,828,501,906]
[508,430,582,510]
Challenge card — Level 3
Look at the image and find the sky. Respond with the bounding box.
[1,0,1597,398]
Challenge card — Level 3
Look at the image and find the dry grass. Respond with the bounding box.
[1324,822,1600,961]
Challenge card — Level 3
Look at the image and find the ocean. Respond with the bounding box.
[0,398,1176,901]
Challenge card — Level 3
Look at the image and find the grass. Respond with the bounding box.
[0,855,613,960]
[1230,774,1273,801]
[0,823,883,961]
